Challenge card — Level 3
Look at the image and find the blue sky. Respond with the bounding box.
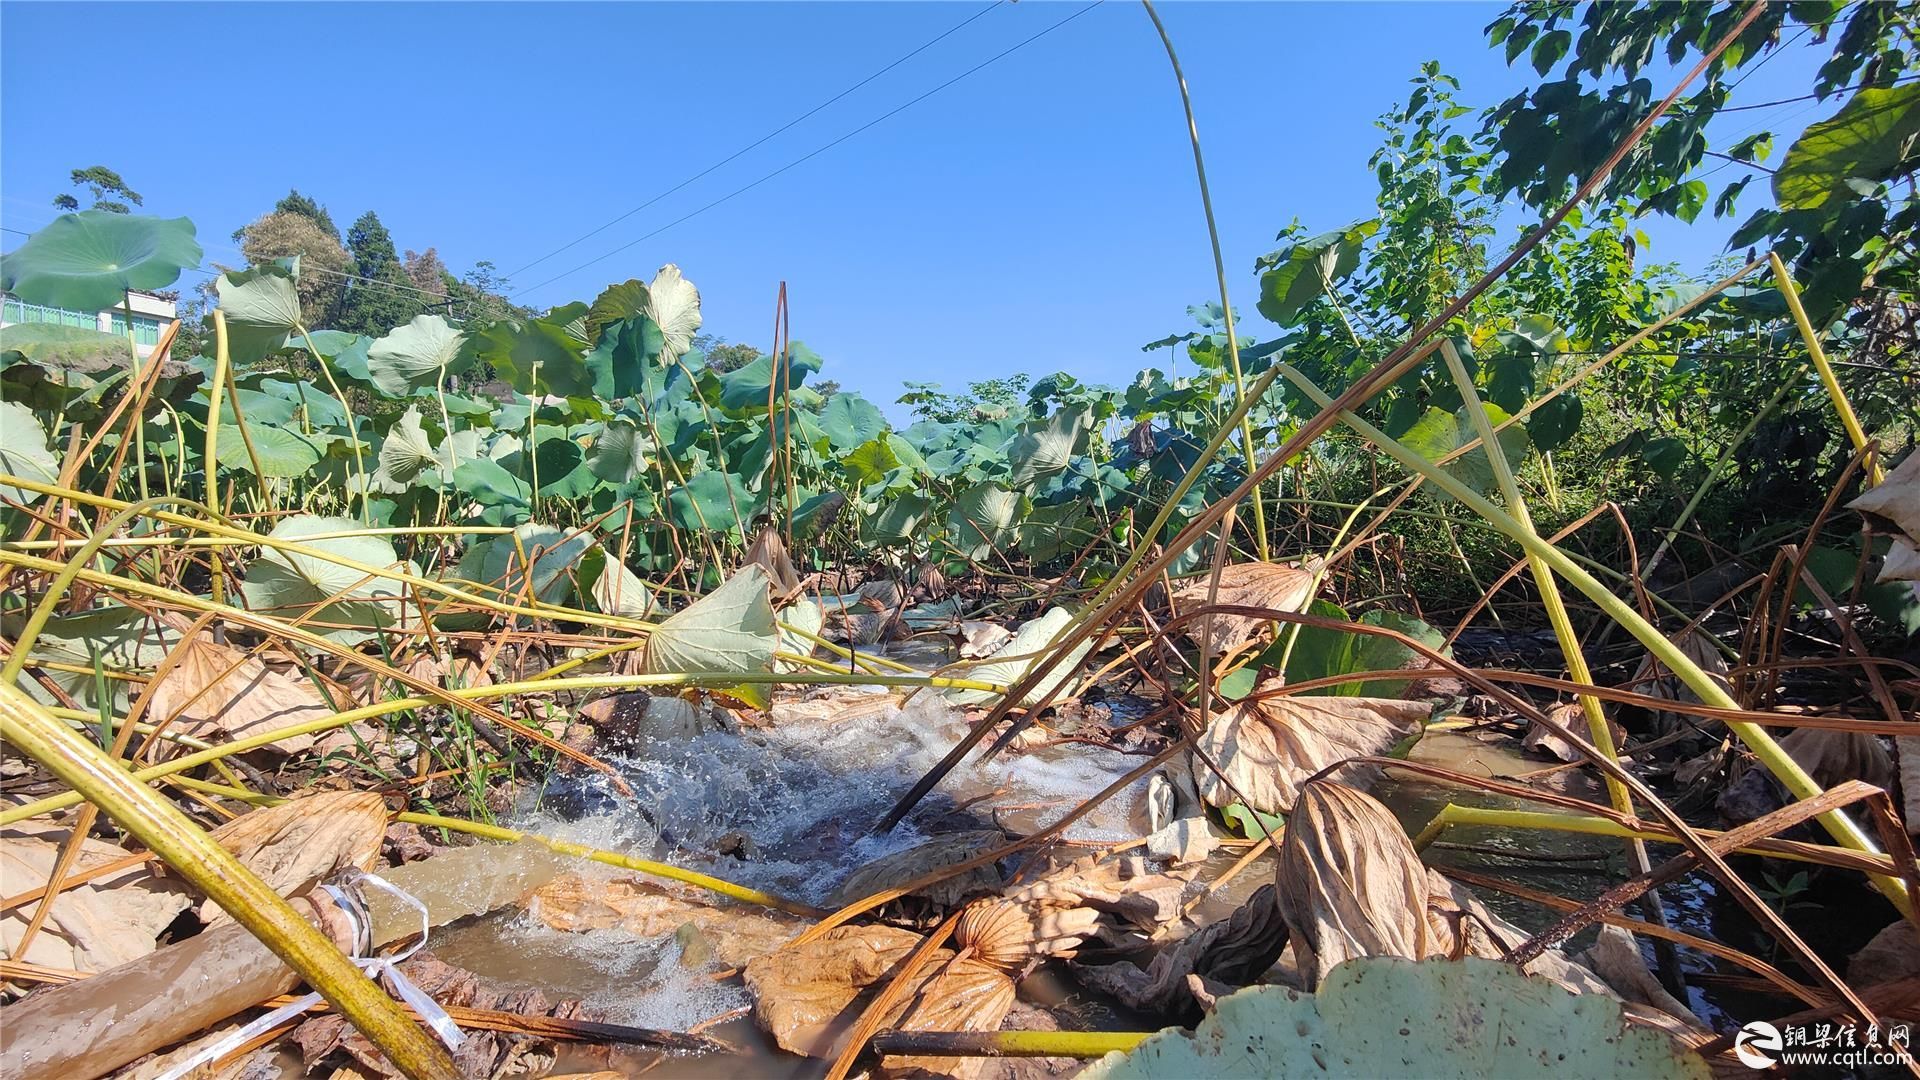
[2,2,1831,419]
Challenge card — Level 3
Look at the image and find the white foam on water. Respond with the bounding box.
[473,689,1155,1026]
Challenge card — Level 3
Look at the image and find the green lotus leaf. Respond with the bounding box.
[453,457,531,518]
[368,314,469,398]
[842,436,901,486]
[2,606,179,712]
[946,482,1022,560]
[1255,219,1379,327]
[584,315,666,400]
[465,315,593,398]
[1085,958,1708,1079]
[1775,83,1920,213]
[667,470,751,533]
[1007,405,1090,487]
[377,408,441,485]
[862,493,932,545]
[718,344,820,411]
[1399,403,1529,500]
[1017,501,1100,562]
[943,605,1091,707]
[586,545,658,619]
[0,401,59,505]
[0,323,134,369]
[642,564,777,675]
[240,515,408,640]
[775,597,825,672]
[216,263,304,363]
[645,264,702,362]
[585,279,649,344]
[216,423,323,478]
[820,391,888,452]
[590,415,650,483]
[474,523,594,607]
[0,212,202,312]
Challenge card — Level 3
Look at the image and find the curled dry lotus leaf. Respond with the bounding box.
[1074,883,1290,1017]
[1171,561,1316,655]
[954,892,1108,974]
[745,925,916,1056]
[831,830,1005,910]
[1279,780,1437,986]
[1082,957,1710,1080]
[1192,687,1427,814]
[1849,449,1920,540]
[1523,700,1624,764]
[1278,781,1612,996]
[881,956,1019,1080]
[201,791,387,926]
[1629,628,1732,735]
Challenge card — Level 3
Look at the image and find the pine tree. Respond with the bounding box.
[274,189,339,240]
[335,211,425,335]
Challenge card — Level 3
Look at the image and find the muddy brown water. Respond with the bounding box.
[402,693,1864,1076]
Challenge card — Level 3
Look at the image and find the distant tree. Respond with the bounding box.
[692,334,761,373]
[237,210,350,326]
[811,378,842,400]
[444,260,530,325]
[274,189,339,240]
[335,211,425,335]
[53,166,142,214]
[402,249,450,298]
[899,374,1029,423]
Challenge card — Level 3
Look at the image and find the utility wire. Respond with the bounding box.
[505,1,1007,280]
[513,0,1104,299]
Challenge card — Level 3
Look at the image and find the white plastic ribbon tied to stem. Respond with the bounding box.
[156,872,463,1080]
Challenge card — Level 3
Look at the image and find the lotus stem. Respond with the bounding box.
[1142,0,1268,562]
[1770,251,1883,486]
[871,1030,1153,1058]
[1278,363,1908,913]
[0,682,457,1080]
[0,475,652,633]
[1409,803,1893,874]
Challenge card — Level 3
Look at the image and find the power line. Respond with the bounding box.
[513,1,1103,300]
[505,1,1006,280]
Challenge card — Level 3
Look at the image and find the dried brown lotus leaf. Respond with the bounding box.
[201,791,387,925]
[1523,701,1625,763]
[1279,780,1616,998]
[1277,781,1433,986]
[1072,882,1289,1017]
[1629,629,1733,734]
[744,924,927,1057]
[1001,853,1194,933]
[832,830,1005,909]
[1172,561,1315,654]
[954,896,1107,973]
[528,873,804,968]
[0,830,193,973]
[1848,449,1920,540]
[882,957,1018,1080]
[1193,689,1427,814]
[147,618,331,754]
